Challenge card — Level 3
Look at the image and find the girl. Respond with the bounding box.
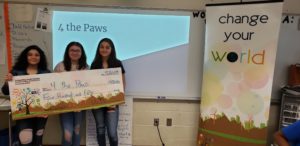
[2,45,50,146]
[91,38,125,146]
[54,41,88,146]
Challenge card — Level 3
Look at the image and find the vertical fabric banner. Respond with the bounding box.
[198,2,283,146]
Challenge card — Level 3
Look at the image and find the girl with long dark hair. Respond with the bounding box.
[54,41,88,146]
[91,38,125,146]
[2,45,50,146]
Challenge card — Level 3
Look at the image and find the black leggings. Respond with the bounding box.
[16,117,47,146]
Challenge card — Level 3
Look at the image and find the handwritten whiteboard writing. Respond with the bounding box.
[9,4,52,66]
[8,68,124,120]
[86,96,133,146]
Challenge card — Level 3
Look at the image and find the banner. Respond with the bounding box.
[9,68,124,120]
[198,2,282,146]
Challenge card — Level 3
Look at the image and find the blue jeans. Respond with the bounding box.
[60,111,84,146]
[92,106,119,146]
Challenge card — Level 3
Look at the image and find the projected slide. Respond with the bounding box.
[53,11,191,96]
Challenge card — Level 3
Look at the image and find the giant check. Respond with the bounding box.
[8,68,124,120]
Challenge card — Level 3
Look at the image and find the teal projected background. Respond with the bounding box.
[52,10,204,98]
[53,11,190,65]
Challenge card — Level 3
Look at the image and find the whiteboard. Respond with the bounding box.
[0,3,8,96]
[4,3,205,99]
[7,4,52,66]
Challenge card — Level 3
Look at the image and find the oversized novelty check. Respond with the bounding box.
[9,68,124,120]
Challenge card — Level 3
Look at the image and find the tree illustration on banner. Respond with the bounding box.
[12,88,41,115]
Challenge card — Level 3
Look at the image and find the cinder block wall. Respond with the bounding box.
[41,99,280,146]
[132,99,200,146]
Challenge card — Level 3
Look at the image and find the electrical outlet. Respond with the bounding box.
[166,118,172,126]
[154,118,159,126]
